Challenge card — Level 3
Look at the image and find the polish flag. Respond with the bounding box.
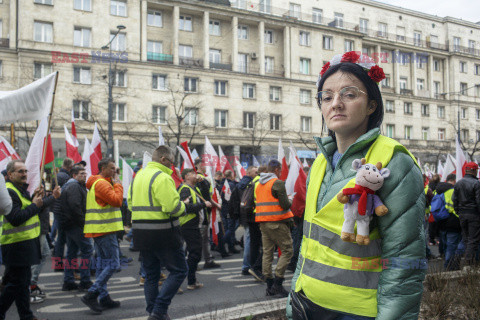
[191,149,199,161]
[71,110,79,147]
[218,146,234,174]
[0,137,20,172]
[204,136,219,185]
[64,125,82,163]
[82,137,92,177]
[210,188,220,245]
[441,154,456,182]
[121,157,134,199]
[278,139,289,180]
[456,135,466,181]
[302,158,309,168]
[437,160,444,177]
[221,179,232,201]
[285,148,307,217]
[180,141,197,173]
[90,123,102,175]
[285,147,303,196]
[177,146,194,170]
[232,156,245,180]
[171,164,183,189]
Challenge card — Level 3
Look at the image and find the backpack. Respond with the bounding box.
[240,180,256,223]
[430,193,450,221]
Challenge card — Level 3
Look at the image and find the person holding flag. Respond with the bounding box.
[220,170,240,255]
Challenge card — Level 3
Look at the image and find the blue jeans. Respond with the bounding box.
[242,226,251,271]
[53,226,66,259]
[64,227,93,284]
[444,231,462,270]
[31,234,50,285]
[221,213,235,249]
[88,233,119,299]
[439,230,447,256]
[141,245,187,315]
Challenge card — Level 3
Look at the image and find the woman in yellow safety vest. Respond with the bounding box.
[287,52,426,320]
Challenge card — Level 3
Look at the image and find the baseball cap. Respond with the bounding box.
[74,160,87,167]
[465,162,479,171]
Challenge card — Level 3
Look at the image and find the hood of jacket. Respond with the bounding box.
[86,175,111,190]
[237,175,253,190]
[259,172,277,184]
[435,182,454,195]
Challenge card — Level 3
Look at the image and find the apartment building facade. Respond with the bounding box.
[0,0,479,166]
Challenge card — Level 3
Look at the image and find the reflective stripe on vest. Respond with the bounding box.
[254,178,293,222]
[178,184,198,226]
[84,179,123,234]
[295,135,418,318]
[1,182,40,245]
[444,188,458,218]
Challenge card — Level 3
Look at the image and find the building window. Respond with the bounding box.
[430,35,439,48]
[460,82,468,95]
[152,74,167,90]
[34,62,52,79]
[437,106,445,119]
[476,109,480,120]
[184,77,197,93]
[110,0,127,17]
[477,130,480,142]
[235,0,246,9]
[148,10,162,27]
[475,64,480,75]
[334,12,343,28]
[259,0,271,13]
[113,103,126,122]
[152,106,166,124]
[438,128,445,141]
[34,0,53,4]
[243,112,255,129]
[270,114,281,131]
[344,40,354,52]
[184,108,197,126]
[404,126,412,140]
[312,8,322,24]
[243,83,255,99]
[460,61,467,73]
[461,129,469,142]
[269,86,281,101]
[421,127,429,140]
[301,116,311,133]
[74,27,91,47]
[413,31,422,46]
[238,25,248,40]
[385,100,394,113]
[265,56,274,73]
[74,0,91,11]
[34,21,53,43]
[148,41,162,55]
[209,20,220,36]
[417,79,425,91]
[433,59,440,71]
[209,49,221,63]
[434,81,441,96]
[453,37,461,51]
[323,36,333,50]
[416,55,426,69]
[73,66,91,84]
[113,70,126,87]
[299,31,310,46]
[399,77,407,90]
[73,100,89,120]
[300,89,311,104]
[386,124,395,138]
[378,23,387,37]
[110,32,126,51]
[179,45,192,58]
[299,58,310,75]
[461,107,467,119]
[404,102,412,114]
[238,53,248,73]
[396,26,405,42]
[179,15,192,31]
[381,75,390,88]
[469,40,476,54]
[264,30,273,44]
[215,110,228,128]
[214,80,227,96]
[289,3,301,19]
[359,19,368,34]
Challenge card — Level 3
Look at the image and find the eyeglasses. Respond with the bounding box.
[317,86,367,107]
[15,169,28,174]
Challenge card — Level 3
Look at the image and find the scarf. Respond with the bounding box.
[342,184,375,215]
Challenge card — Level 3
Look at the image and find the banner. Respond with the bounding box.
[0,72,57,124]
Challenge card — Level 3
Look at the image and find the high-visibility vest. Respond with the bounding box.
[84,179,123,234]
[254,178,293,222]
[131,163,185,230]
[295,135,418,318]
[424,185,431,216]
[1,182,40,245]
[443,188,458,218]
[178,184,200,226]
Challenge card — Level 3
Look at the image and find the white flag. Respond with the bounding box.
[253,156,260,167]
[25,117,49,194]
[82,137,92,178]
[143,151,152,167]
[176,146,194,169]
[222,179,232,201]
[456,135,466,181]
[285,147,302,196]
[437,160,444,176]
[191,149,199,160]
[0,72,57,124]
[158,127,165,146]
[121,157,134,199]
[441,154,456,182]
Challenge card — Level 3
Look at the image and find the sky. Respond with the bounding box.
[375,0,480,23]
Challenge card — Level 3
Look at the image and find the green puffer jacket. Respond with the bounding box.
[287,128,426,320]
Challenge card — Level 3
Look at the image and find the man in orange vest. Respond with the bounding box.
[254,159,293,298]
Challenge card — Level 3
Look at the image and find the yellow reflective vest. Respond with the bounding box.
[130,161,185,230]
[84,179,123,234]
[295,135,418,318]
[178,184,201,226]
[1,182,40,245]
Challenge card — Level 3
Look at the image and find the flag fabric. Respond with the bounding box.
[0,137,20,173]
[64,125,82,162]
[121,157,134,199]
[204,136,219,170]
[25,117,50,194]
[90,123,102,175]
[0,72,57,124]
[253,156,260,167]
[221,179,232,201]
[43,133,54,165]
[232,156,245,180]
[302,158,309,168]
[210,188,220,245]
[177,146,194,169]
[291,163,308,218]
[180,141,197,173]
[171,164,183,189]
[285,147,304,196]
[191,149,199,161]
[218,146,234,174]
[437,160,444,176]
[143,151,152,167]
[456,135,466,181]
[71,109,79,147]
[82,137,92,178]
[278,139,289,180]
[158,127,165,146]
[441,154,456,182]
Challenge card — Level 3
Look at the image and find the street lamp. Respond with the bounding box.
[102,25,126,158]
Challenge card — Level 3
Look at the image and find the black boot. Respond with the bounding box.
[99,294,121,309]
[81,291,102,314]
[265,278,276,296]
[272,276,289,298]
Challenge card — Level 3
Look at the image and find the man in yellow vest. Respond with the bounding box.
[255,159,293,298]
[131,146,188,320]
[81,158,124,314]
[0,160,60,320]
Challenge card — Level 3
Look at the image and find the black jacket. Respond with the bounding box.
[56,168,71,188]
[234,176,253,225]
[2,181,54,266]
[436,182,461,232]
[179,184,206,229]
[453,174,480,215]
[196,175,212,225]
[219,178,237,219]
[59,178,87,230]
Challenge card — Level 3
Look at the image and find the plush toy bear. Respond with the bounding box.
[337,158,390,245]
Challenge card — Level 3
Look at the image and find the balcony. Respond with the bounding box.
[210,62,232,71]
[400,89,413,95]
[147,52,173,63]
[450,44,480,57]
[180,57,203,67]
[0,38,9,48]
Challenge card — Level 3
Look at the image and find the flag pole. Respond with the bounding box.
[39,72,59,188]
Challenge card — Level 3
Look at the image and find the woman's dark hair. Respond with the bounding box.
[316,62,384,138]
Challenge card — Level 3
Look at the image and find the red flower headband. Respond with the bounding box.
[317,51,386,86]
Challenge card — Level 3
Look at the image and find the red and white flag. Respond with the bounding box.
[218,146,234,174]
[233,156,245,180]
[82,137,92,178]
[285,147,303,196]
[278,139,289,180]
[121,157,134,199]
[64,125,82,163]
[177,146,194,170]
[441,154,456,182]
[221,179,232,201]
[203,136,219,185]
[71,110,79,147]
[0,136,21,172]
[210,188,220,245]
[171,164,183,189]
[180,141,197,173]
[90,123,102,175]
[456,135,466,181]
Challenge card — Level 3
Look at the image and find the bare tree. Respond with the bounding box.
[448,120,480,160]
[238,112,272,155]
